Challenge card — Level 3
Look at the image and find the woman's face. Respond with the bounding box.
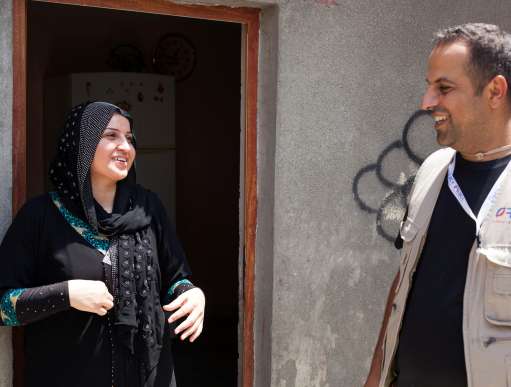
[91,113,136,185]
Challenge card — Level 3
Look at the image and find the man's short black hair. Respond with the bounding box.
[434,23,511,100]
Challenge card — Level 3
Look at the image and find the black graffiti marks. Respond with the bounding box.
[352,109,433,242]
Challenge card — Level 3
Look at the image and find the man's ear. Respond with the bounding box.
[486,75,508,108]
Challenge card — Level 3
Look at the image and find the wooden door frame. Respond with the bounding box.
[12,1,259,386]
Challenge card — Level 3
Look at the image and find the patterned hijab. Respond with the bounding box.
[49,102,166,386]
[49,101,137,228]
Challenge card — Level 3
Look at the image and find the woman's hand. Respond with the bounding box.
[163,288,205,342]
[68,279,114,316]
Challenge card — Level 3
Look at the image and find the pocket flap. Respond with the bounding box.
[484,246,511,326]
[479,246,511,268]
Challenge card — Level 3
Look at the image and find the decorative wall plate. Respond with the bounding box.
[153,34,196,81]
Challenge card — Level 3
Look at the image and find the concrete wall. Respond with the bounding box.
[3,0,511,387]
[0,0,13,386]
[264,1,511,386]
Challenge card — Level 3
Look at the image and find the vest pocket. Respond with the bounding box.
[485,249,511,326]
[495,273,511,295]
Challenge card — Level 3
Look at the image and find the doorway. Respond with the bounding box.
[12,0,259,386]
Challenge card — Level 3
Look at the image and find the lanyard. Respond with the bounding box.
[447,155,511,237]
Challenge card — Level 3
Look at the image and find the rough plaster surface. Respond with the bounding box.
[270,1,510,386]
[4,1,511,386]
[0,1,13,387]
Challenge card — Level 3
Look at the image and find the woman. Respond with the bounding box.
[0,102,205,387]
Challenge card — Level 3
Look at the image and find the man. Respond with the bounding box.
[365,23,511,387]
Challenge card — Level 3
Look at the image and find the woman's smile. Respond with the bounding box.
[91,113,136,184]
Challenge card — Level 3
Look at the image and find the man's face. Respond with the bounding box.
[422,41,489,152]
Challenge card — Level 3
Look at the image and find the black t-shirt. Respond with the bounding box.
[394,153,511,387]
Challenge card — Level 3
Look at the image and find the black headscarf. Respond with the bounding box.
[49,102,166,386]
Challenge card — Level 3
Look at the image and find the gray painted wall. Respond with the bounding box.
[2,1,511,386]
[0,0,13,385]
[266,1,511,386]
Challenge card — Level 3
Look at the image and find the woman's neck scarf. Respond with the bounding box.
[49,102,166,386]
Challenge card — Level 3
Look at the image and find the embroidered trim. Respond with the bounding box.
[167,279,193,300]
[0,289,26,326]
[49,191,109,254]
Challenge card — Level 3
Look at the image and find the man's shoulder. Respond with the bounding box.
[413,147,455,182]
[407,148,454,204]
[420,147,456,170]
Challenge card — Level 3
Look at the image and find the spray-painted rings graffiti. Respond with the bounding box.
[352,109,432,242]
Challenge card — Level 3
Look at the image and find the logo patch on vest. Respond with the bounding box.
[495,207,511,222]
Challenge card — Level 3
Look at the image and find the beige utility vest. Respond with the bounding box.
[380,147,511,387]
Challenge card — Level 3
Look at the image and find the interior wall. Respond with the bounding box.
[27,1,241,385]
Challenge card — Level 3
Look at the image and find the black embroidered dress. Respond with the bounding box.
[0,192,190,387]
[0,102,194,387]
